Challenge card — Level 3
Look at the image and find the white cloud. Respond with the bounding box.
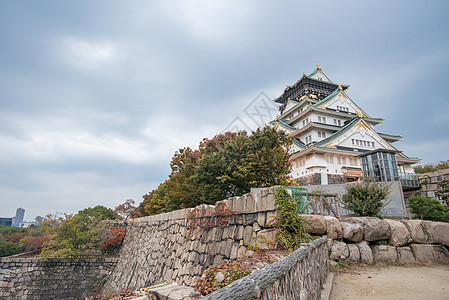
[59,37,118,69]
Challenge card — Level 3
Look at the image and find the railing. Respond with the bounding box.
[399,172,420,188]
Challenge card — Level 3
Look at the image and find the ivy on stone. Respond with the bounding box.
[274,187,309,251]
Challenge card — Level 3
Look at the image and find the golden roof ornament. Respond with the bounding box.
[356,109,364,118]
[316,63,321,69]
[338,84,343,90]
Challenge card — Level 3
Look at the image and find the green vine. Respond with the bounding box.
[275,187,311,251]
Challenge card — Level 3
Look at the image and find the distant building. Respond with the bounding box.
[0,218,12,226]
[271,64,421,191]
[11,208,25,227]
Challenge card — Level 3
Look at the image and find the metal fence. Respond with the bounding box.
[283,186,309,214]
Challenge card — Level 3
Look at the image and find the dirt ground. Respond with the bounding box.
[331,264,449,300]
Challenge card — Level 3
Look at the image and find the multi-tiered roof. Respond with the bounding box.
[271,64,419,164]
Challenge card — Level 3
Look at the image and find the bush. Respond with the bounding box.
[341,180,390,217]
[194,261,250,295]
[409,196,449,222]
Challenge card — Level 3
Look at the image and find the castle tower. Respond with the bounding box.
[271,64,420,189]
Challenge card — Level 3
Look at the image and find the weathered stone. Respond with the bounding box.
[397,247,415,264]
[401,220,427,244]
[352,217,391,241]
[411,244,449,263]
[243,225,253,244]
[384,219,412,247]
[237,246,247,259]
[255,229,276,249]
[341,221,363,242]
[253,222,262,233]
[324,216,343,240]
[215,272,225,283]
[257,212,266,228]
[234,226,244,240]
[422,221,449,246]
[357,241,373,264]
[300,215,326,235]
[330,240,349,261]
[347,244,360,264]
[264,211,278,228]
[371,245,398,264]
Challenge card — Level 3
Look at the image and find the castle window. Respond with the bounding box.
[322,117,326,123]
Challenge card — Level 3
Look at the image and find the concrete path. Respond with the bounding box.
[330,265,449,300]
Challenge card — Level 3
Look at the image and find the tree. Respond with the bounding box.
[409,196,449,222]
[341,180,390,217]
[39,213,105,258]
[137,126,293,214]
[78,205,114,220]
[0,241,21,257]
[436,181,449,206]
[414,160,449,174]
[113,199,137,220]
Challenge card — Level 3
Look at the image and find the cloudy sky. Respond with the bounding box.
[1,1,448,220]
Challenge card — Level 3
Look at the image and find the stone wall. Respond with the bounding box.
[202,237,329,300]
[404,168,449,203]
[0,257,118,300]
[105,188,280,292]
[302,214,449,265]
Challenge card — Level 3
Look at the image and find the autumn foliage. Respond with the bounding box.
[101,226,126,255]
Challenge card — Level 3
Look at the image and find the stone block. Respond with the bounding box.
[384,219,412,247]
[264,211,278,228]
[324,216,343,239]
[401,220,427,244]
[300,215,326,235]
[350,217,390,241]
[347,244,360,264]
[330,240,349,261]
[255,229,277,249]
[411,244,449,263]
[422,221,449,246]
[245,193,256,213]
[371,245,398,264]
[357,241,373,264]
[397,247,415,264]
[257,212,266,228]
[341,221,363,242]
[234,226,244,240]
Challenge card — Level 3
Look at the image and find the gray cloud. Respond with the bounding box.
[0,0,448,218]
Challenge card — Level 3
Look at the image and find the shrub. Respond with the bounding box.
[341,180,390,217]
[194,261,250,295]
[409,196,449,222]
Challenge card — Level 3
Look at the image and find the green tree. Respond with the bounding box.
[436,181,449,206]
[414,160,449,174]
[77,205,114,220]
[40,213,105,258]
[408,196,449,222]
[138,127,292,214]
[0,241,21,257]
[341,180,390,217]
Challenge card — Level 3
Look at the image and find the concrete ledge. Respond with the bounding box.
[320,272,334,300]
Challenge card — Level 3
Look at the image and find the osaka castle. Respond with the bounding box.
[271,64,420,189]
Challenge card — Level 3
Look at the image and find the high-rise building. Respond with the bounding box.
[11,208,25,227]
[271,64,420,190]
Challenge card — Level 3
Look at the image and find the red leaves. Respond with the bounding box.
[101,227,126,254]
